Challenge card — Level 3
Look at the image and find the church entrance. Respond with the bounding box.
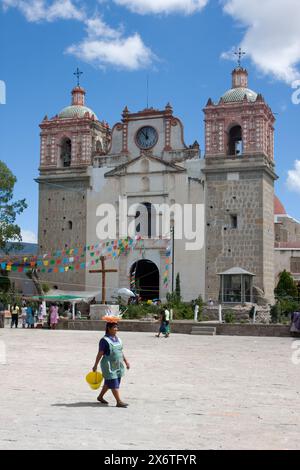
[130,260,160,301]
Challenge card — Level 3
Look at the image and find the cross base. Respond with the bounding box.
[89,304,120,321]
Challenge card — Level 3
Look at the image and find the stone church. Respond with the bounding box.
[37,65,300,304]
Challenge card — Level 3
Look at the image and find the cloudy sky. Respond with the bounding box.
[1,0,300,243]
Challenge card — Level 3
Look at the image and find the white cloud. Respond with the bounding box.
[67,32,154,70]
[21,229,38,243]
[2,2,155,70]
[85,16,122,40]
[222,0,300,83]
[2,0,85,22]
[112,0,208,15]
[287,160,300,194]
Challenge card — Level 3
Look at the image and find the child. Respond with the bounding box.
[92,318,130,408]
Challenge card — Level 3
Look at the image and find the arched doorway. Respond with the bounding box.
[130,259,160,300]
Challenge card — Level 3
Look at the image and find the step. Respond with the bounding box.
[191,326,216,336]
[192,326,216,332]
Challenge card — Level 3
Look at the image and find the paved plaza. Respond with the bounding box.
[0,328,299,450]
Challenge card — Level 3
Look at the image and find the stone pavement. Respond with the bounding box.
[0,328,299,450]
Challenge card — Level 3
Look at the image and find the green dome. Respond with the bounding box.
[222,87,258,103]
[58,105,98,120]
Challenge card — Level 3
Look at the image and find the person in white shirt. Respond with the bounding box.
[164,308,170,338]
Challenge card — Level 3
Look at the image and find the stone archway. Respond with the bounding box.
[130,259,160,300]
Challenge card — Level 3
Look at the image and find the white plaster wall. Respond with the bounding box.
[85,167,121,301]
[110,126,123,155]
[170,119,186,149]
[85,154,206,302]
[274,250,300,280]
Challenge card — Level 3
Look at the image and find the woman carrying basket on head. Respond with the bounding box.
[92,318,130,408]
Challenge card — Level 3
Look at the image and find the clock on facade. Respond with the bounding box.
[136,126,158,149]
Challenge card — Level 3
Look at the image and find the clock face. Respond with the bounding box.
[136,126,158,149]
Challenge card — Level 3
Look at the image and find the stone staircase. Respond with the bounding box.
[191,325,217,336]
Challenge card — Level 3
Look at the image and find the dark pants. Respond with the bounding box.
[11,314,19,328]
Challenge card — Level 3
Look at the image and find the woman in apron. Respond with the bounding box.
[93,319,130,408]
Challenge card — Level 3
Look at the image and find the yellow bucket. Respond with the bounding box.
[86,371,103,390]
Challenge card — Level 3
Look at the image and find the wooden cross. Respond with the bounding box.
[89,256,118,304]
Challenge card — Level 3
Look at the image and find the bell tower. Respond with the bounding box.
[37,74,110,290]
[203,64,277,304]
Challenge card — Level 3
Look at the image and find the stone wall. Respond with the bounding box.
[204,156,276,304]
[203,304,271,323]
[57,319,292,337]
[37,173,89,291]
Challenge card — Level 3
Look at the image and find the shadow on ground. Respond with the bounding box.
[52,402,107,408]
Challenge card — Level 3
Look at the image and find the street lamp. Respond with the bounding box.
[171,219,175,294]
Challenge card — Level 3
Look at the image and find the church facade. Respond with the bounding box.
[37,66,298,304]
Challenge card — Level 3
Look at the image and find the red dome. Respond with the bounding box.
[274,196,287,215]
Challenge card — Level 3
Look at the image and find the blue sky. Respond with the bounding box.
[1,0,300,243]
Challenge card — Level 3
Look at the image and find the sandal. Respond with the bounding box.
[97,397,109,405]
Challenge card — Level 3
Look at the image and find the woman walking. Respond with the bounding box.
[50,303,59,330]
[21,304,27,329]
[10,304,20,328]
[92,319,130,408]
[26,304,35,329]
[156,309,167,338]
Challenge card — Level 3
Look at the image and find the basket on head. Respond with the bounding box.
[85,371,103,390]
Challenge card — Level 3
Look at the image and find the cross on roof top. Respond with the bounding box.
[74,67,83,87]
[235,48,246,68]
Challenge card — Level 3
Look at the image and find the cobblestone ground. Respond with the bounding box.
[0,329,299,450]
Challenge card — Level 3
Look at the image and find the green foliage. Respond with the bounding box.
[224,310,236,324]
[122,302,161,319]
[191,295,204,321]
[0,270,10,293]
[166,273,182,307]
[0,291,22,309]
[270,299,300,324]
[175,273,181,303]
[275,270,298,299]
[122,294,205,321]
[171,303,194,320]
[0,161,27,251]
[41,283,50,294]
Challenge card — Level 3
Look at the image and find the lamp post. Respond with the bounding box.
[171,221,175,294]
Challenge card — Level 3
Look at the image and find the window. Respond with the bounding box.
[230,215,238,229]
[291,258,300,274]
[228,125,243,156]
[135,203,154,238]
[68,221,73,230]
[60,138,72,167]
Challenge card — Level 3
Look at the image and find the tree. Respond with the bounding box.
[175,273,181,303]
[0,161,27,251]
[275,270,298,299]
[0,270,10,293]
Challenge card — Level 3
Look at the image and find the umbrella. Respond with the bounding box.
[117,288,136,299]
